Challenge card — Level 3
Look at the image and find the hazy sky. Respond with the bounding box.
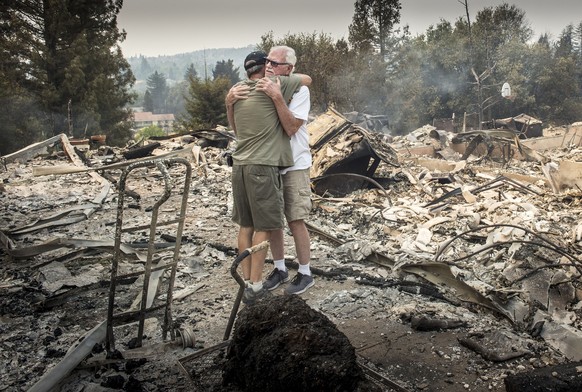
[117,0,582,57]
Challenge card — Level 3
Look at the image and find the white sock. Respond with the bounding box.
[274,259,286,271]
[250,281,263,292]
[244,279,251,287]
[298,263,311,276]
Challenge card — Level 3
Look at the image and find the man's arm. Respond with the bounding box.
[226,84,250,106]
[226,99,236,134]
[256,76,308,137]
[296,73,312,86]
[225,84,251,134]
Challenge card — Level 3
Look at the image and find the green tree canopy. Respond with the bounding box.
[134,125,165,141]
[182,76,230,130]
[348,0,401,56]
[213,59,241,85]
[143,90,154,112]
[0,0,135,152]
[184,64,199,81]
[259,31,356,112]
[146,71,169,114]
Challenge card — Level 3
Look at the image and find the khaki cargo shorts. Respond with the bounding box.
[282,168,312,222]
[232,164,285,231]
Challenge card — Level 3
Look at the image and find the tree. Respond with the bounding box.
[182,76,230,130]
[0,2,44,154]
[212,59,240,85]
[165,64,197,119]
[166,82,189,119]
[451,3,532,128]
[184,64,198,80]
[259,31,349,112]
[470,3,532,66]
[348,0,401,57]
[146,71,169,114]
[0,0,135,150]
[135,125,165,140]
[140,56,153,77]
[383,34,426,133]
[143,90,154,112]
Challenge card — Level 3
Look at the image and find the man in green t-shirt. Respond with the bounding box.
[225,51,310,304]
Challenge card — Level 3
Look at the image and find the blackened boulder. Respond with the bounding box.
[223,294,381,392]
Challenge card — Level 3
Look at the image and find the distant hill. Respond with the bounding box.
[126,45,256,91]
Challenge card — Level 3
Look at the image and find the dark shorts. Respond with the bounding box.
[282,169,312,222]
[232,164,285,231]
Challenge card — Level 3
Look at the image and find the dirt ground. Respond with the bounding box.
[1,219,557,391]
[0,138,576,392]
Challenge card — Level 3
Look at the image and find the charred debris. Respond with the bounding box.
[2,108,582,391]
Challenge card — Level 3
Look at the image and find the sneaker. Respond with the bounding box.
[242,287,272,305]
[263,268,289,291]
[284,273,314,295]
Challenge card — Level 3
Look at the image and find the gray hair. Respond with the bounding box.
[271,45,297,66]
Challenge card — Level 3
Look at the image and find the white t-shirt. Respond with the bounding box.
[281,85,311,174]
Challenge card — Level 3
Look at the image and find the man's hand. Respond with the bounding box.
[256,77,283,100]
[226,84,251,106]
[256,76,302,137]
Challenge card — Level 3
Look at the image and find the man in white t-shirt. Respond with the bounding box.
[254,45,314,295]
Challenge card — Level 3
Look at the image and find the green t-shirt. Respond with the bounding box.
[232,75,302,168]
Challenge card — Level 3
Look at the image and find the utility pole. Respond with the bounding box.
[203,49,208,81]
[67,99,73,136]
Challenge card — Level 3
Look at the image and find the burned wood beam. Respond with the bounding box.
[2,238,147,260]
[122,142,161,160]
[458,330,532,362]
[28,321,107,392]
[188,129,234,148]
[59,134,109,184]
[410,315,468,331]
[2,134,64,164]
[98,170,142,201]
[32,142,197,176]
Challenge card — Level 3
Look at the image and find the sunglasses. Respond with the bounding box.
[265,59,291,68]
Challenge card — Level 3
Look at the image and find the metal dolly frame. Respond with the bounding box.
[106,157,192,352]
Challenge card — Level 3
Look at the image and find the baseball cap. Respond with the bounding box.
[244,51,267,70]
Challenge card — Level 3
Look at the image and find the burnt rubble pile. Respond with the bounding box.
[223,295,381,392]
[1,112,582,390]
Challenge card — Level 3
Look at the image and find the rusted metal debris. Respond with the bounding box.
[106,157,192,352]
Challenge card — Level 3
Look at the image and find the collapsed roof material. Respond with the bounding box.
[308,108,399,197]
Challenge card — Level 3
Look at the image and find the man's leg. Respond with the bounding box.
[242,230,273,304]
[263,228,290,290]
[289,219,310,266]
[285,218,314,295]
[278,169,314,295]
[249,230,270,284]
[238,226,253,282]
[270,228,285,262]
